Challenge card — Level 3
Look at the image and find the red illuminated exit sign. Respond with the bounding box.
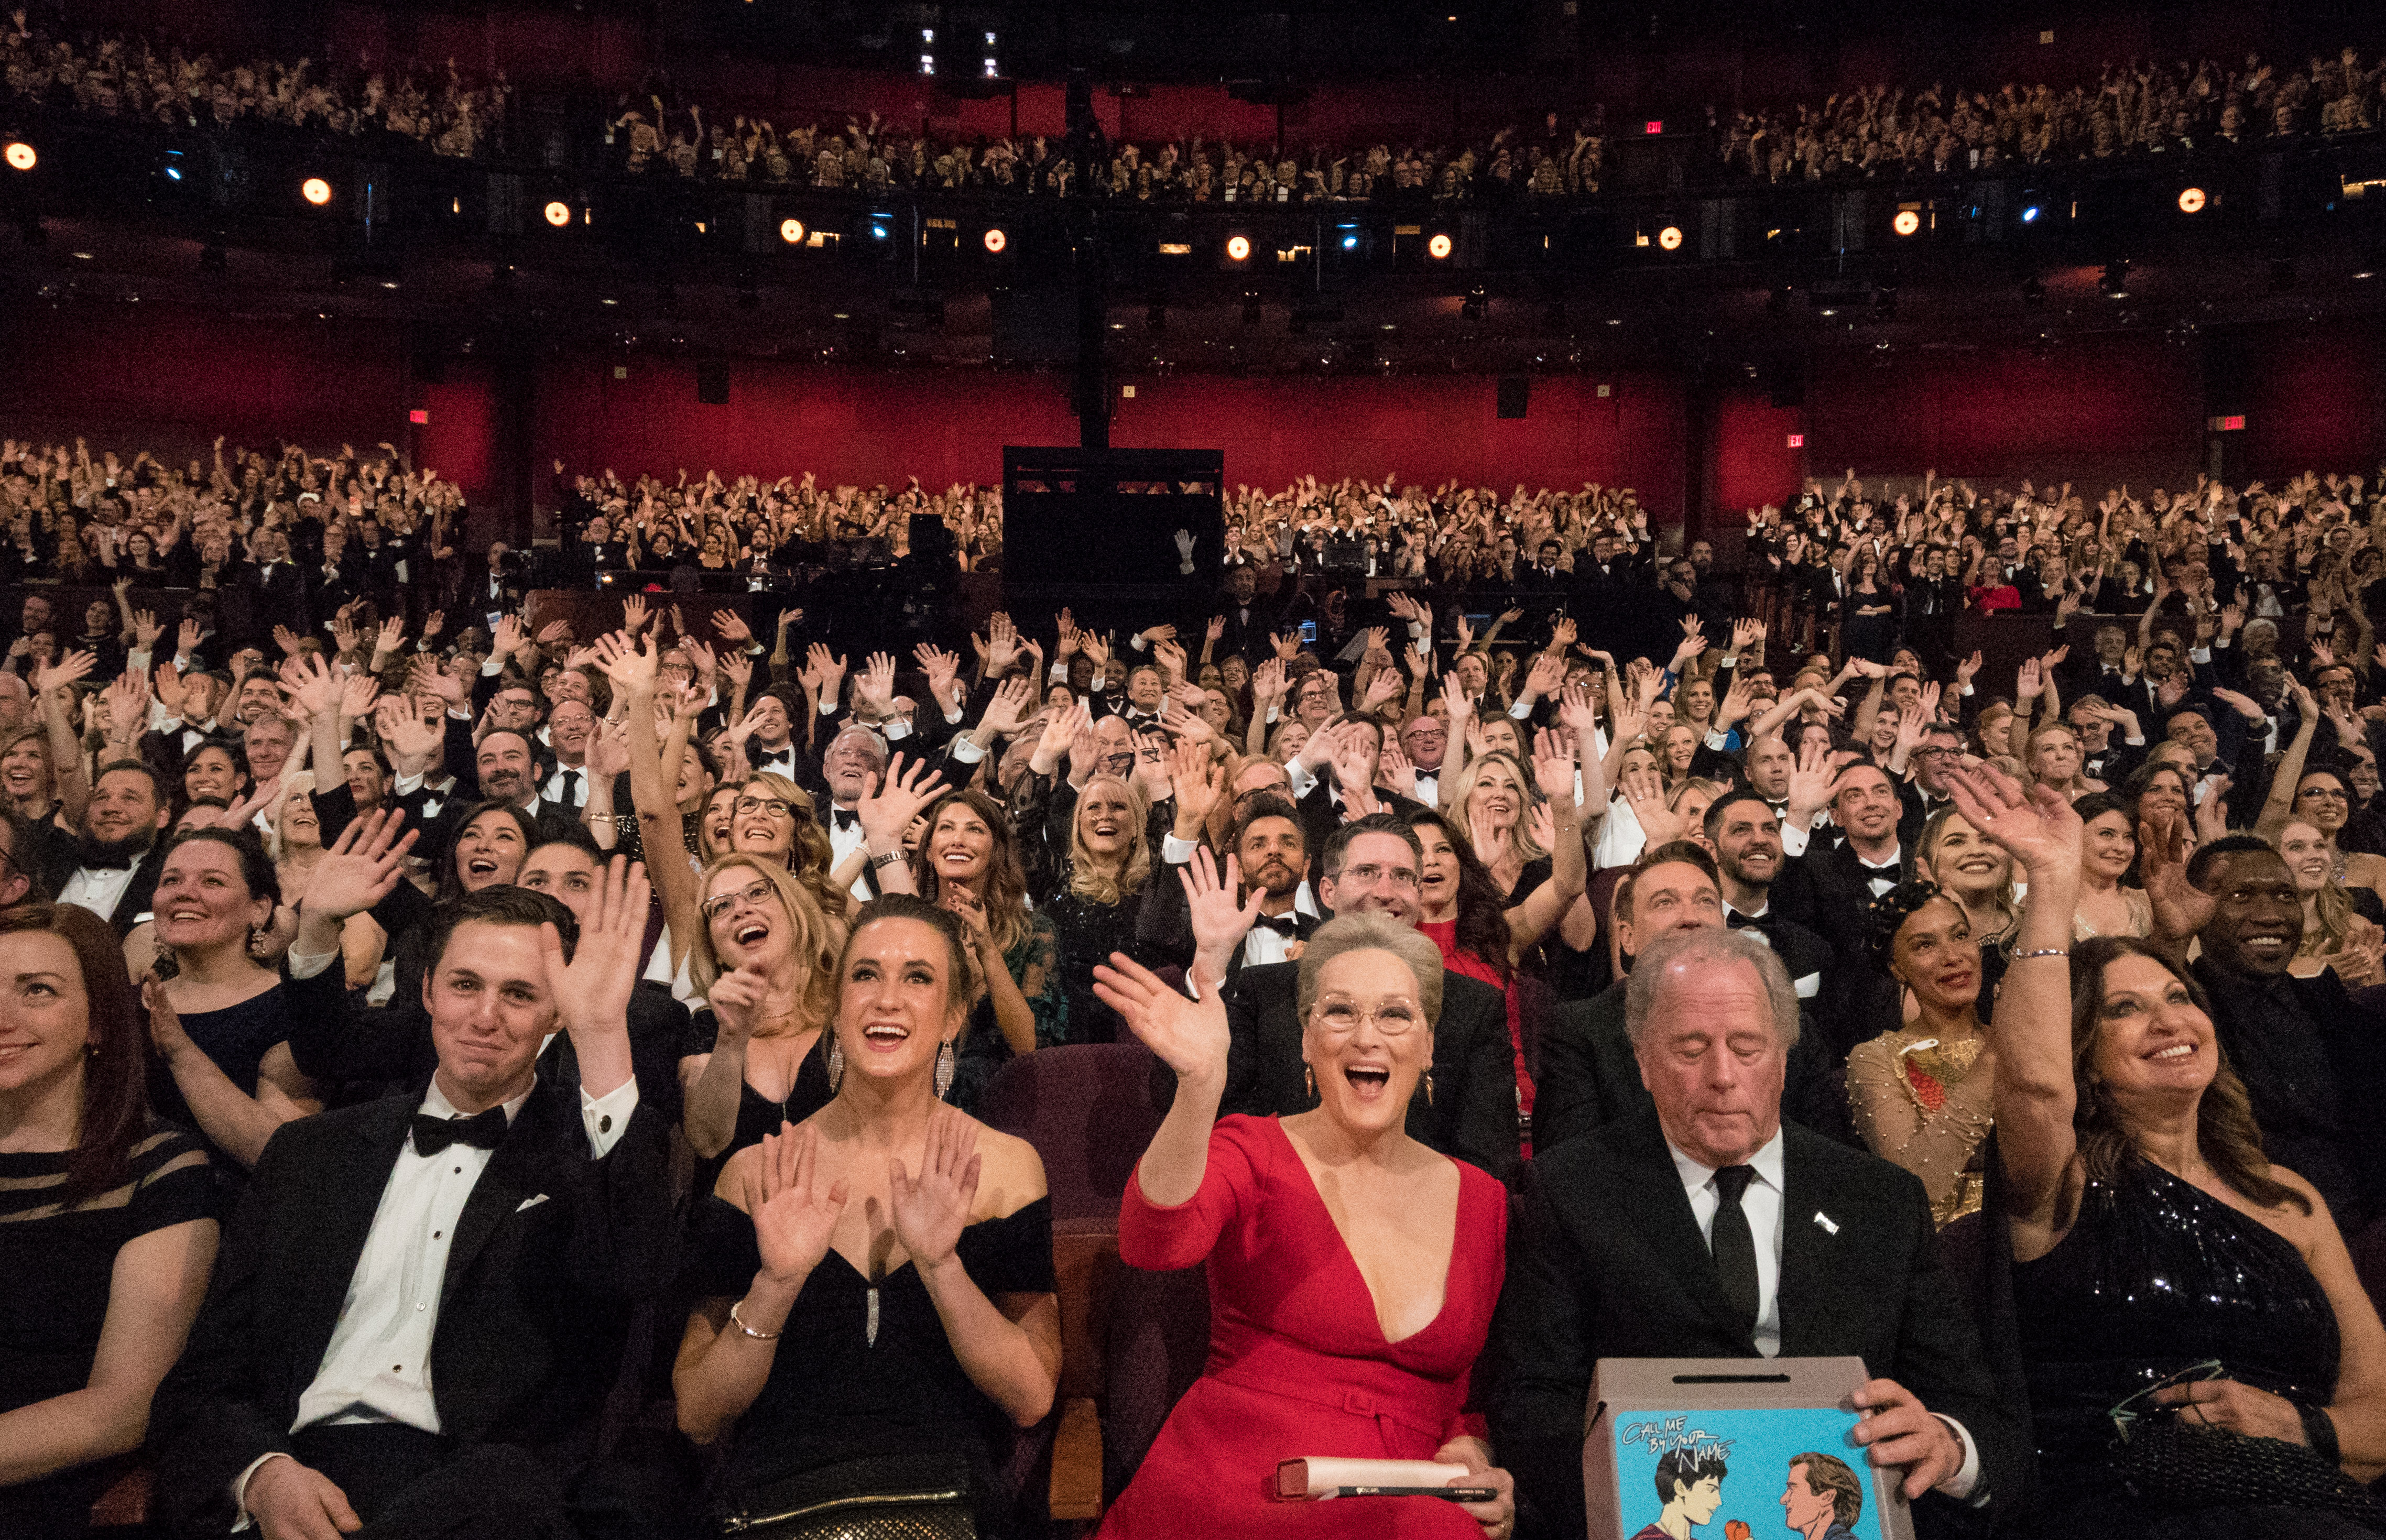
[408,409,430,424]
[2206,414,2245,431]
[1644,120,1664,135]
[1786,433,1805,448]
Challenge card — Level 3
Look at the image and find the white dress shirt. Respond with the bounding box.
[542,763,591,808]
[826,801,875,899]
[58,862,143,924]
[1665,1128,1980,1500]
[1159,834,1319,967]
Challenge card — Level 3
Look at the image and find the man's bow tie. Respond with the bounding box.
[1252,913,1303,938]
[78,856,135,873]
[1726,911,1762,929]
[411,1107,507,1155]
[832,809,859,832]
[1858,858,1901,877]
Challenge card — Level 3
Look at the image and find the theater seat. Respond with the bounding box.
[88,1461,151,1533]
[980,1042,1180,1528]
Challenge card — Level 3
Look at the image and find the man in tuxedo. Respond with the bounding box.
[1534,842,1849,1156]
[1895,723,1966,850]
[152,858,675,1540]
[43,760,171,937]
[399,729,577,872]
[1286,718,1430,873]
[1199,813,1519,1183]
[1137,794,1318,980]
[1211,564,1279,663]
[1490,925,2021,1539]
[1776,759,1913,953]
[0,805,44,910]
[1705,791,1831,1000]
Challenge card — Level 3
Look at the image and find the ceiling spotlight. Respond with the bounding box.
[543,200,571,228]
[1426,232,1453,260]
[2177,187,2207,214]
[983,227,1007,255]
[3,140,34,172]
[779,217,805,245]
[301,176,333,206]
[2019,203,2042,224]
[1226,234,1252,262]
[1657,225,1684,251]
[1892,209,1921,237]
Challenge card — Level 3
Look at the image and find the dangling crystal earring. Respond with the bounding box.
[825,1036,845,1094]
[1303,1062,1315,1100]
[934,1040,956,1101]
[248,924,268,958]
[1423,1071,1435,1107]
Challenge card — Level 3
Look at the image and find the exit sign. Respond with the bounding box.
[408,409,429,424]
[2207,414,2246,431]
[1786,433,1805,448]
[1644,120,1664,135]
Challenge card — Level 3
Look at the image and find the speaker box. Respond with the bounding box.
[696,362,729,405]
[1497,376,1530,419]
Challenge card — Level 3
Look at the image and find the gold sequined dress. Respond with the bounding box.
[1846,1029,1993,1227]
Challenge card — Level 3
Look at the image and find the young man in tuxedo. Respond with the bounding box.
[43,760,171,937]
[1187,813,1519,1184]
[152,839,674,1540]
[1137,790,1318,980]
[1490,925,2022,1540]
[1704,791,1831,1001]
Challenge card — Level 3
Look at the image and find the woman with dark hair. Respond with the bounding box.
[1844,881,1996,1228]
[1950,764,2386,1539]
[913,788,1064,1111]
[141,827,326,1170]
[1840,548,1900,664]
[674,894,1059,1537]
[0,904,219,1539]
[2072,791,2153,940]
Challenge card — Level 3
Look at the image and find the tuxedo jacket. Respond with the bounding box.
[1131,849,1320,982]
[150,1072,677,1534]
[1220,959,1519,1185]
[34,840,169,940]
[1488,1108,2025,1540]
[1773,835,1915,969]
[1532,978,1855,1158]
[1293,781,1430,884]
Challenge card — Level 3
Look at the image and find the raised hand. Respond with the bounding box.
[1942,762,2082,879]
[746,1123,852,1286]
[1783,739,1835,823]
[490,611,526,658]
[1531,727,1578,801]
[856,753,947,847]
[299,807,418,922]
[591,630,658,695]
[1269,628,1302,662]
[975,675,1033,739]
[620,593,649,635]
[885,1103,982,1275]
[539,855,650,1046]
[1094,947,1234,1084]
[1556,682,1599,735]
[913,643,961,712]
[711,606,754,645]
[33,648,95,698]
[406,655,466,711]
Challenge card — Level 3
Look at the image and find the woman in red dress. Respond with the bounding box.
[1090,910,1516,1539]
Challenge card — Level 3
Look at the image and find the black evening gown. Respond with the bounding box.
[685,1193,1055,1536]
[683,1007,835,1199]
[1038,889,1148,1046]
[2012,1154,2376,1538]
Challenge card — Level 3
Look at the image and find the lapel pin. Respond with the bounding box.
[1814,1211,1838,1235]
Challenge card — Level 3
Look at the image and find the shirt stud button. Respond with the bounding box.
[599,1115,612,1133]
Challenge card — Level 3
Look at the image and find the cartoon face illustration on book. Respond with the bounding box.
[1618,1412,1883,1540]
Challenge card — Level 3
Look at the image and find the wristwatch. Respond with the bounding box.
[869,849,904,870]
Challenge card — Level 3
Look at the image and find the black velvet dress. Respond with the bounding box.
[2012,1154,2373,1538]
[683,1008,835,1199]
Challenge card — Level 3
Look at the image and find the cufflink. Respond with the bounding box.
[1813,1211,1838,1235]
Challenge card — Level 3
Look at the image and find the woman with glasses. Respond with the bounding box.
[1089,914,1516,1538]
[1949,765,2386,1540]
[2254,676,2386,903]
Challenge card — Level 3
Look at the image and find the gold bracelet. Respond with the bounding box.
[727,1299,782,1341]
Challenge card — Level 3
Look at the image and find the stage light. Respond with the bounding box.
[869,217,891,241]
[301,176,333,205]
[1657,225,1683,251]
[1426,233,1453,260]
[779,217,805,245]
[4,140,35,171]
[1892,209,1921,236]
[983,227,1007,254]
[1342,232,1359,250]
[2019,203,2042,223]
[2178,186,2206,214]
[543,200,571,228]
[1226,234,1251,261]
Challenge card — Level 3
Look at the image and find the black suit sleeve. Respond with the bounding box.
[1488,1157,1598,1539]
[1530,1003,1605,1157]
[1428,980,1520,1184]
[1218,970,1268,1119]
[1134,846,1199,966]
[1883,1179,2032,1530]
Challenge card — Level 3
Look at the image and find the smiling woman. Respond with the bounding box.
[1844,880,1995,1227]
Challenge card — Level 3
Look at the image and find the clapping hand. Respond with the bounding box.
[883,1103,981,1277]
[747,1123,852,1287]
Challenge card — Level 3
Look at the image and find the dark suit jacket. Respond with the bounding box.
[1532,978,1855,1157]
[150,1072,676,1533]
[1293,781,1430,883]
[36,842,169,940]
[1489,1108,2024,1539]
[1220,959,1519,1185]
[1134,849,1320,982]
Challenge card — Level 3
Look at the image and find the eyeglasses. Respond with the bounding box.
[735,796,794,818]
[2298,787,2350,802]
[2107,1359,2225,1444]
[703,879,779,923]
[1333,862,1420,891]
[1312,999,1423,1036]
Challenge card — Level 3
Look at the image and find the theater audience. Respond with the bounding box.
[1951,762,2386,1540]
[673,895,1058,1537]
[0,905,217,1540]
[1091,917,1516,1537]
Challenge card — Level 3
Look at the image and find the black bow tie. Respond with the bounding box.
[832,809,859,832]
[411,1107,507,1155]
[78,856,135,873]
[1252,913,1303,938]
[1726,911,1764,929]
[1858,859,1901,877]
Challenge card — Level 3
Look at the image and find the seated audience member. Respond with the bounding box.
[140,827,333,1169]
[1197,814,1521,1184]
[673,895,1059,1537]
[1490,924,2025,1539]
[1088,918,1516,1537]
[0,905,219,1540]
[41,760,173,937]
[1948,764,2386,1540]
[1705,790,1832,997]
[1534,842,1848,1156]
[0,804,45,910]
[1137,789,1319,982]
[2071,792,2153,940]
[152,865,673,1539]
[2280,820,2386,985]
[912,788,1067,1111]
[1845,882,1996,1227]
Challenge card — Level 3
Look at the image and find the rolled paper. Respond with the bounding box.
[1273,1457,1474,1500]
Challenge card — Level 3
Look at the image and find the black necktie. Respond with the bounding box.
[832,809,858,832]
[1710,1164,1761,1336]
[558,769,580,804]
[412,1107,507,1156]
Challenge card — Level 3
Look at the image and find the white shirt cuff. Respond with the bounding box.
[882,718,911,741]
[231,1451,295,1531]
[286,947,342,981]
[1507,697,1533,720]
[949,737,987,764]
[2189,647,2211,663]
[1934,1414,1983,1502]
[582,1077,639,1158]
[1161,833,1200,864]
[818,698,838,716]
[1779,823,1812,857]
[1284,759,1319,800]
[1048,660,1067,683]
[1129,634,1148,652]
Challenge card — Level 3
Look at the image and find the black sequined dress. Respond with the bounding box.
[2012,1153,2369,1538]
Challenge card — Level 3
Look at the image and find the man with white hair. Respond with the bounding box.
[1490,923,2024,1539]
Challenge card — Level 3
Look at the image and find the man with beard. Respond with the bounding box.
[1137,792,1317,982]
[44,761,173,936]
[1184,812,1519,1183]
[1895,721,1967,849]
[230,668,288,730]
[1705,791,1829,1001]
[399,729,573,871]
[0,805,42,910]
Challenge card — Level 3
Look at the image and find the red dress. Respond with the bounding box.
[1097,1115,1508,1538]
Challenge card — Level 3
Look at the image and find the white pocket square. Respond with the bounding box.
[516,1194,551,1213]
